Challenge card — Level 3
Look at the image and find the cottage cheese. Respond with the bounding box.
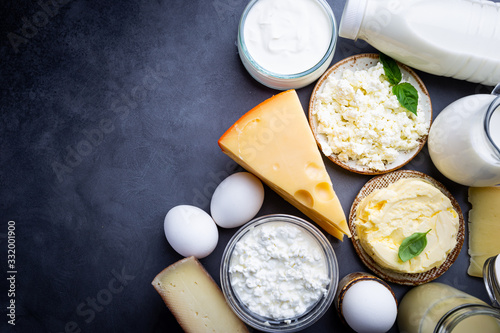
[312,62,428,171]
[229,222,329,320]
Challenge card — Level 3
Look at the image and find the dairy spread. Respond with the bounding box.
[229,222,329,320]
[354,178,459,273]
[312,62,428,171]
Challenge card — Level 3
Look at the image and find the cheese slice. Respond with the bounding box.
[468,187,500,277]
[218,90,350,240]
[152,256,248,333]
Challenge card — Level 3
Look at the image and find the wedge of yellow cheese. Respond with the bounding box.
[152,256,248,333]
[218,90,350,240]
[468,187,500,277]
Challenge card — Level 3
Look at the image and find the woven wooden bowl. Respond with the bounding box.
[309,53,432,175]
[348,170,464,286]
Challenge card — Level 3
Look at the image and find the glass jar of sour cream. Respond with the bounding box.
[397,283,500,333]
[237,0,337,90]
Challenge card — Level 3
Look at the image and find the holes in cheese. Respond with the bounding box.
[294,189,314,208]
[305,162,323,180]
[218,89,350,240]
[315,182,335,201]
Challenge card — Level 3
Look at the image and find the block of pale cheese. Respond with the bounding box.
[355,178,459,273]
[218,89,350,240]
[152,256,248,333]
[468,187,500,277]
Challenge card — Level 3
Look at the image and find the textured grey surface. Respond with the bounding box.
[0,0,497,332]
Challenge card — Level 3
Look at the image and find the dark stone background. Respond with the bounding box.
[1,0,497,332]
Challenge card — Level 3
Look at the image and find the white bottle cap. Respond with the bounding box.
[339,0,367,40]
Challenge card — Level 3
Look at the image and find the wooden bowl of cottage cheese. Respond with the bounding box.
[308,53,432,175]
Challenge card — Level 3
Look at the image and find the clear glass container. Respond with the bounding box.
[484,254,500,308]
[435,304,500,333]
[237,0,337,90]
[220,214,338,332]
[428,84,500,186]
[397,282,500,333]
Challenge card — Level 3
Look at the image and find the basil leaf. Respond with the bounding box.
[392,83,419,115]
[398,229,431,262]
[379,53,402,85]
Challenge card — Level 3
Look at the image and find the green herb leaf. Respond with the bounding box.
[398,229,431,262]
[379,53,402,85]
[392,83,419,115]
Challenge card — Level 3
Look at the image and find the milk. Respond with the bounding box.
[339,0,500,86]
[428,94,500,186]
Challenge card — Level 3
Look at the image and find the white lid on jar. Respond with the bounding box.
[339,0,367,40]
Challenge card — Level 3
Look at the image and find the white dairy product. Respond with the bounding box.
[339,0,500,86]
[229,222,329,320]
[243,0,332,75]
[237,0,337,90]
[428,94,500,186]
[312,62,428,171]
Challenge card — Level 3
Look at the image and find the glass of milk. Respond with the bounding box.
[428,85,500,186]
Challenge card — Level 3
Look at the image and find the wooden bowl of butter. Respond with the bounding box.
[348,170,464,286]
[309,53,432,175]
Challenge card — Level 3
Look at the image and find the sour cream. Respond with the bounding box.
[243,0,332,75]
[238,0,336,89]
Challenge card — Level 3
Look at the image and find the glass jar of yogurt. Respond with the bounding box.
[397,282,500,333]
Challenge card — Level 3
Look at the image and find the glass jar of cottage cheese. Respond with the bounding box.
[220,214,339,332]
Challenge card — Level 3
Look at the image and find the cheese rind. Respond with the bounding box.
[468,187,500,277]
[152,256,248,333]
[218,90,349,240]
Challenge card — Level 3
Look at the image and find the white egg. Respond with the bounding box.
[210,172,264,228]
[341,280,397,333]
[164,205,218,259]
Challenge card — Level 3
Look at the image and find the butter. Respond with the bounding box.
[355,178,459,273]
